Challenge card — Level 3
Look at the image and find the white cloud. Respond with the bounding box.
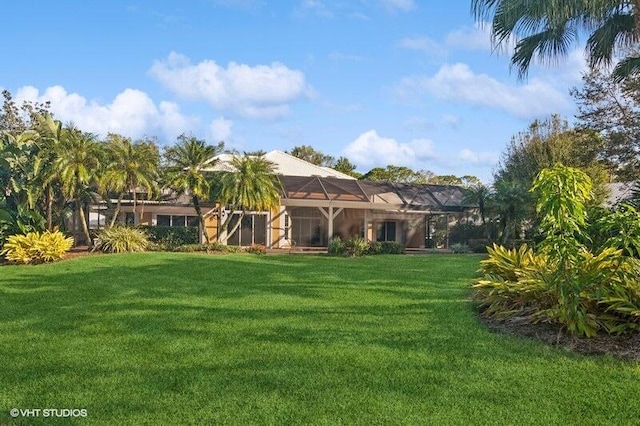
[149,52,312,119]
[394,63,571,119]
[380,0,415,12]
[15,85,196,140]
[209,117,233,142]
[443,114,461,129]
[459,148,499,166]
[398,36,447,57]
[445,24,493,51]
[343,130,436,168]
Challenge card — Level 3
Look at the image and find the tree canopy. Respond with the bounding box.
[472,0,640,81]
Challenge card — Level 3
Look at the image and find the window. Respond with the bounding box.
[377,221,396,242]
[157,215,171,226]
[156,215,199,227]
[227,214,267,246]
[125,212,135,226]
[290,207,326,247]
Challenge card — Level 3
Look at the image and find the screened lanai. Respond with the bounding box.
[274,176,473,249]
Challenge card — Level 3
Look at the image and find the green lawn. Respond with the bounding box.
[1,253,638,425]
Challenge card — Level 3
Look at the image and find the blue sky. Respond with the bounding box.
[1,0,587,182]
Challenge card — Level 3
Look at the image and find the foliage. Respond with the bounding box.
[587,204,640,257]
[95,226,149,253]
[1,230,73,264]
[472,0,640,81]
[218,155,280,243]
[288,145,335,166]
[327,236,346,255]
[328,236,404,256]
[163,134,223,243]
[474,164,640,337]
[450,243,470,254]
[102,134,160,227]
[245,244,267,255]
[572,67,640,181]
[139,226,199,248]
[366,241,405,255]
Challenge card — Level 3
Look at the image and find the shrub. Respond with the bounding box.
[139,226,198,248]
[245,244,267,255]
[344,235,368,257]
[474,164,640,337]
[96,226,149,253]
[450,243,470,254]
[1,230,73,264]
[173,243,226,253]
[367,241,405,255]
[328,236,345,255]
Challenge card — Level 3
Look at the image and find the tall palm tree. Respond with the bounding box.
[163,135,222,244]
[472,0,640,80]
[54,126,101,247]
[35,113,64,230]
[101,134,159,227]
[218,155,281,244]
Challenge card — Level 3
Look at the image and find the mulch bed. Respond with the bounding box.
[479,314,640,362]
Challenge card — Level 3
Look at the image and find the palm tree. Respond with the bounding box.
[492,179,530,244]
[463,183,492,226]
[54,126,101,247]
[218,155,281,244]
[472,0,640,80]
[163,135,223,243]
[35,113,64,230]
[101,134,159,227]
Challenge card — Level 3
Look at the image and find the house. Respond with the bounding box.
[103,150,474,249]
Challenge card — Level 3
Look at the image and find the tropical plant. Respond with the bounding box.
[163,135,223,243]
[95,226,149,253]
[53,126,102,247]
[344,235,369,257]
[139,225,199,249]
[102,134,160,227]
[328,236,346,255]
[475,164,640,337]
[218,155,280,243]
[1,230,73,264]
[472,0,640,81]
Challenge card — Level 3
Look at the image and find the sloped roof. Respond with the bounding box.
[203,150,356,179]
[279,175,471,212]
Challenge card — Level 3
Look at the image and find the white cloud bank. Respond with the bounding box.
[15,85,196,140]
[343,130,436,168]
[149,52,312,119]
[394,63,571,119]
[342,130,499,177]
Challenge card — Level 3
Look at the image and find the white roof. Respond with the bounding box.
[203,150,357,180]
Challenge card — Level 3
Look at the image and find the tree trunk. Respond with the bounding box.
[222,210,244,245]
[46,184,53,231]
[193,195,209,244]
[132,187,138,225]
[109,196,122,228]
[78,201,92,249]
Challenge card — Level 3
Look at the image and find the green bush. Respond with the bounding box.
[328,236,345,255]
[450,243,470,254]
[139,226,198,248]
[1,230,73,264]
[367,241,405,254]
[245,244,267,255]
[329,237,405,256]
[344,236,369,257]
[96,226,149,253]
[474,164,640,337]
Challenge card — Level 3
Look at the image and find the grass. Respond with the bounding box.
[0,253,638,425]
